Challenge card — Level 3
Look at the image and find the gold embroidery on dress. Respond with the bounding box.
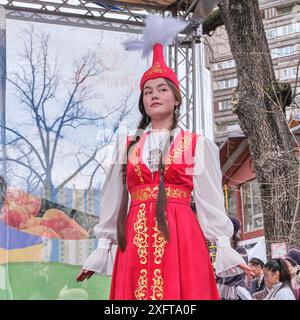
[133,203,148,264]
[135,269,148,300]
[166,187,188,199]
[152,218,167,264]
[134,163,144,183]
[131,186,189,202]
[130,144,145,183]
[165,134,193,172]
[150,269,164,300]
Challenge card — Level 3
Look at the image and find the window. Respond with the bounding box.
[241,180,264,233]
[264,7,277,19]
[229,79,236,87]
[265,28,277,39]
[266,24,297,39]
[213,59,236,71]
[280,67,297,80]
[214,78,237,90]
[280,24,295,36]
[218,100,232,111]
[271,45,295,58]
[225,187,237,217]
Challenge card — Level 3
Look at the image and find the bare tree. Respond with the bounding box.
[209,0,300,253]
[1,25,133,203]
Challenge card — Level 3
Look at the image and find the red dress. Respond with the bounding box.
[109,130,220,300]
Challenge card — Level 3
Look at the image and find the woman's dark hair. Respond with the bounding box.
[249,257,265,269]
[264,258,293,292]
[117,78,182,251]
[231,233,240,249]
[229,216,241,249]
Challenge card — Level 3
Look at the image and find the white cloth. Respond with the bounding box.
[82,239,114,276]
[83,129,245,277]
[264,282,296,300]
[193,135,245,277]
[236,286,253,300]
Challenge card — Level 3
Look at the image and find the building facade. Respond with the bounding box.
[207,0,300,145]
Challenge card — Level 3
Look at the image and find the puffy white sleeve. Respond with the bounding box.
[193,135,245,277]
[82,137,126,276]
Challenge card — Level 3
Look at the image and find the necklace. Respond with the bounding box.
[147,130,170,172]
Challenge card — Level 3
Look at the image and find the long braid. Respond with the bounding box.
[154,79,180,241]
[155,115,179,241]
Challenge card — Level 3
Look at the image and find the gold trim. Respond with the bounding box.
[145,62,165,76]
[135,269,148,300]
[134,163,145,184]
[166,186,189,199]
[131,146,145,183]
[150,269,164,300]
[133,203,148,265]
[131,186,190,201]
[165,134,193,172]
[152,218,167,265]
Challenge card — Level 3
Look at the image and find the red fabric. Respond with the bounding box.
[140,44,179,90]
[109,130,220,300]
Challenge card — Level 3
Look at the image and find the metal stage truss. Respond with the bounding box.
[0,0,207,132]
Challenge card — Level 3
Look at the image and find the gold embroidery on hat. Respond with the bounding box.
[145,62,165,76]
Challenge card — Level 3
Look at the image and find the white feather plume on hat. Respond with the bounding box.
[123,14,188,57]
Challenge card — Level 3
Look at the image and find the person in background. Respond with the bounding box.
[263,258,295,300]
[249,257,266,295]
[284,249,300,300]
[237,258,296,300]
[216,217,251,299]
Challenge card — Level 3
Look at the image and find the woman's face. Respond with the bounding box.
[142,78,179,122]
[263,268,280,287]
[249,263,262,278]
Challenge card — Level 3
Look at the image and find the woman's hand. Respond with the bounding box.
[76,269,95,282]
[239,263,255,277]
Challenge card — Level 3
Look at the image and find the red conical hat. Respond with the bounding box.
[140,43,179,90]
[123,14,187,91]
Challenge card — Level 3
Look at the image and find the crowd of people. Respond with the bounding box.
[216,217,300,300]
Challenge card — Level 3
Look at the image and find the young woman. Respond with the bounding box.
[263,258,296,300]
[76,14,252,300]
[216,217,250,300]
[284,249,300,300]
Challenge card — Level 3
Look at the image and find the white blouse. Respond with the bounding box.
[82,128,245,277]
